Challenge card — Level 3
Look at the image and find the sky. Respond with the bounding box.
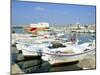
[12,0,96,26]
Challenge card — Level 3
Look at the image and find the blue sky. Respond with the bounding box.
[12,0,96,25]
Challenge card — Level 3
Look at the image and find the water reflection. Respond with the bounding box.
[14,56,82,73]
[16,58,51,73]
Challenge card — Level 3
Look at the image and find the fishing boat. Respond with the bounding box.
[41,40,95,65]
[15,36,58,56]
[12,33,33,45]
[16,41,52,56]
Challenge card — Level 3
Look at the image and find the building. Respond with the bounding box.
[25,22,49,34]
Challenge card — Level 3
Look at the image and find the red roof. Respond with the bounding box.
[30,28,37,31]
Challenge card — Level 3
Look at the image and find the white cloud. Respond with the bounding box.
[34,6,45,11]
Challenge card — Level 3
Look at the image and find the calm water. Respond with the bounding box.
[12,27,24,33]
[12,28,95,74]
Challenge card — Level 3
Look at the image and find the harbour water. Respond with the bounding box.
[11,27,96,74]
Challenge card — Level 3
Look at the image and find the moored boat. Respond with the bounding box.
[41,41,95,65]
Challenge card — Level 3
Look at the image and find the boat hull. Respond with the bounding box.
[22,49,42,56]
[42,49,95,65]
[16,44,42,56]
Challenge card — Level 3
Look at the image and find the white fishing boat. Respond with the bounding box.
[16,42,52,56]
[12,33,33,40]
[12,33,33,45]
[41,40,95,65]
[15,37,57,56]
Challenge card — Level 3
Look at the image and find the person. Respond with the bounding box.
[69,34,76,44]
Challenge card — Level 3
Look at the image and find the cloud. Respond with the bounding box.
[34,7,45,11]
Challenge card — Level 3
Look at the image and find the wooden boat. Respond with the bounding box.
[41,41,95,65]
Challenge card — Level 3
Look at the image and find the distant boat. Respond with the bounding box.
[12,33,33,45]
